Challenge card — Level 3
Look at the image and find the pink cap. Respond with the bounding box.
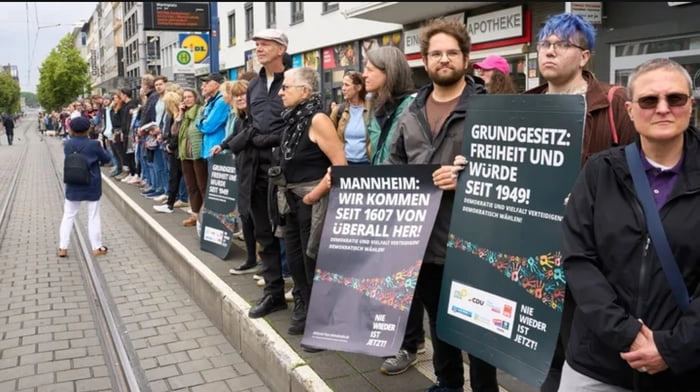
[473,55,510,75]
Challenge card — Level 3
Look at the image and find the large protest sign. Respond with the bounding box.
[302,165,442,356]
[200,153,239,259]
[437,95,585,388]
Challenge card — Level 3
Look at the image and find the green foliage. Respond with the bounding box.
[0,71,21,114]
[21,92,38,108]
[37,34,90,111]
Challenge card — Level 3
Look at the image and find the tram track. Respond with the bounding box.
[0,114,147,392]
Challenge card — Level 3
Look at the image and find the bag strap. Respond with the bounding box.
[625,143,690,312]
[607,86,622,146]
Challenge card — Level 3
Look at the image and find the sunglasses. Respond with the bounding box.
[634,93,690,109]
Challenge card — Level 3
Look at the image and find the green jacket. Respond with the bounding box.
[367,95,414,165]
[178,104,203,160]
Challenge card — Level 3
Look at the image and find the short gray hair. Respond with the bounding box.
[284,67,319,93]
[627,58,692,98]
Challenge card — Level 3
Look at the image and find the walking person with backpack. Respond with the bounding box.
[57,116,112,258]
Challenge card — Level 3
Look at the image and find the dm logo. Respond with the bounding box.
[180,34,210,64]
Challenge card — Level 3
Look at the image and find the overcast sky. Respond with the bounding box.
[0,2,97,93]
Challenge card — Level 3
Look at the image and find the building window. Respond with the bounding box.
[291,2,304,24]
[266,2,276,28]
[322,2,339,13]
[245,3,254,40]
[228,11,237,46]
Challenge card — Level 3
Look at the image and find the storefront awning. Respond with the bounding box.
[342,2,497,25]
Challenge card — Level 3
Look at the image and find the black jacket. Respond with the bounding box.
[563,128,700,391]
[228,115,253,214]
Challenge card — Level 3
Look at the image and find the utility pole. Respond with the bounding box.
[209,2,219,73]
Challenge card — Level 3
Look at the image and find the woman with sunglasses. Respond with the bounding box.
[276,67,347,344]
[561,58,700,390]
[329,71,371,165]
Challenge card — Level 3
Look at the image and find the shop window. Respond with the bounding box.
[323,2,339,13]
[615,34,700,57]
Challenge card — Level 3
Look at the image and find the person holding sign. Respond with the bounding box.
[561,58,700,390]
[523,13,637,391]
[385,18,499,392]
[276,67,347,340]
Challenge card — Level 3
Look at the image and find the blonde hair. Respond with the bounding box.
[163,91,182,117]
[220,80,250,117]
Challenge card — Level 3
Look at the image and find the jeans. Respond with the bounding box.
[166,153,184,207]
[6,131,13,145]
[416,263,499,391]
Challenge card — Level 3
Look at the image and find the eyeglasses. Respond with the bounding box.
[633,93,690,109]
[427,50,462,62]
[281,84,306,91]
[536,40,587,53]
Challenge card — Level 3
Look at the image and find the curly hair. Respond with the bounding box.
[487,70,517,94]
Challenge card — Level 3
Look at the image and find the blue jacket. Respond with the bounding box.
[63,136,112,201]
[196,92,228,159]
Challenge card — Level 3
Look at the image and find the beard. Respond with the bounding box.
[429,66,464,86]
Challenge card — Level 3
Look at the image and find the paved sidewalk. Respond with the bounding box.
[98,150,539,392]
[0,120,270,392]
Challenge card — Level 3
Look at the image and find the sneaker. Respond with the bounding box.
[256,278,266,287]
[233,230,245,241]
[153,194,168,203]
[380,349,417,375]
[425,384,463,392]
[57,248,67,257]
[153,204,174,213]
[121,174,134,182]
[417,342,426,355]
[229,261,258,275]
[173,200,189,208]
[252,274,263,281]
[285,286,294,302]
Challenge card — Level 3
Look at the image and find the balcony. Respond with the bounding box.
[341,2,497,25]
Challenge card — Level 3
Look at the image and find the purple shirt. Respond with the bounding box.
[642,153,683,210]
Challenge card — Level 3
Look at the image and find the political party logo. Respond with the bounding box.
[179,33,210,64]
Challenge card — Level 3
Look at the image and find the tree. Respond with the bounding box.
[37,34,90,111]
[0,71,21,114]
[21,92,38,108]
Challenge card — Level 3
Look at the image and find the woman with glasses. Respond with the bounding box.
[329,71,371,165]
[363,46,416,165]
[561,58,700,391]
[276,67,347,343]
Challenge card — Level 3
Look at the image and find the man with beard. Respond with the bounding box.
[385,18,499,392]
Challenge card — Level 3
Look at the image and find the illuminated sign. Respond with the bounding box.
[143,2,211,32]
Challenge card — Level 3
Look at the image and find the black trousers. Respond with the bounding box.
[415,263,499,391]
[250,180,283,299]
[284,192,314,307]
[110,140,124,172]
[166,153,183,207]
[240,212,257,265]
[402,295,426,353]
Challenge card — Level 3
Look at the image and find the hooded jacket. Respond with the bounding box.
[386,76,486,264]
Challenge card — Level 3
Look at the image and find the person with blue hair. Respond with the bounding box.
[525,12,637,392]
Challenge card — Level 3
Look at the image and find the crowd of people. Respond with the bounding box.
[55,10,699,392]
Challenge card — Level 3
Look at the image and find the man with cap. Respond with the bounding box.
[472,55,515,94]
[57,116,112,258]
[237,28,291,320]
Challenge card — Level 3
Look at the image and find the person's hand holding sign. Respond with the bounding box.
[433,156,467,191]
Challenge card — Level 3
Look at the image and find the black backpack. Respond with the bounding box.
[63,145,91,185]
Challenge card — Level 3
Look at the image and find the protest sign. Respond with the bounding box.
[200,153,239,259]
[302,164,442,356]
[437,94,585,388]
